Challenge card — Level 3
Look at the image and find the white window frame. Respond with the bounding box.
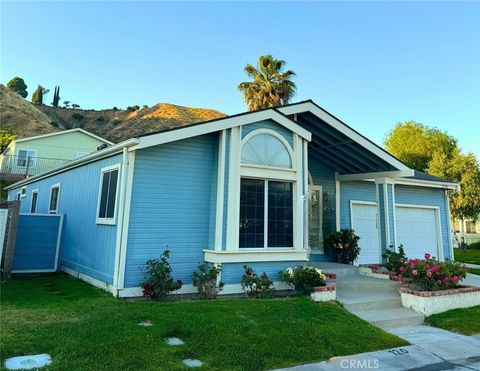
[20,186,27,198]
[30,189,39,213]
[49,183,61,214]
[17,149,37,168]
[96,164,121,225]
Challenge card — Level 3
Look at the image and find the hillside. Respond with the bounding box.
[0,84,226,143]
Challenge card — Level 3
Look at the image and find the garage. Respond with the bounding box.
[350,202,380,265]
[395,206,441,260]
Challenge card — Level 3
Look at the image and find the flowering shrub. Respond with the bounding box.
[279,266,326,294]
[324,229,361,264]
[382,245,407,274]
[141,250,183,300]
[241,265,274,298]
[191,263,224,299]
[400,253,467,291]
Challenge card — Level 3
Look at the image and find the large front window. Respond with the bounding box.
[239,178,293,248]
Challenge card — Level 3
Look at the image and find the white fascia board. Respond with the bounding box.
[337,170,415,182]
[14,128,113,145]
[278,102,410,171]
[5,138,139,190]
[394,178,460,191]
[136,110,311,150]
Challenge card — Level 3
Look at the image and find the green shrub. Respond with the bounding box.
[112,118,122,126]
[50,121,59,127]
[324,229,361,264]
[469,241,480,249]
[241,265,274,298]
[112,106,118,111]
[382,245,407,273]
[72,113,84,120]
[279,266,326,294]
[96,116,106,123]
[141,250,183,300]
[127,105,140,112]
[400,253,468,291]
[191,263,224,299]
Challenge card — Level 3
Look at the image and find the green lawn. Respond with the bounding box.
[454,248,480,265]
[426,306,480,335]
[0,274,407,370]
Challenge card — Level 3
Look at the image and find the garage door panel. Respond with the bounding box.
[396,206,439,260]
[351,203,380,265]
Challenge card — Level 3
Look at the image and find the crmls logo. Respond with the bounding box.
[340,359,380,369]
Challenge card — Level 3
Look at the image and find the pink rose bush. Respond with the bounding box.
[400,253,467,291]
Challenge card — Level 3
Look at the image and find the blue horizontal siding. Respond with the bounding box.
[339,181,376,229]
[395,185,452,260]
[221,261,307,284]
[13,215,61,271]
[242,119,293,146]
[124,134,218,288]
[8,154,122,284]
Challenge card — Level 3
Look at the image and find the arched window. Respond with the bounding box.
[241,133,292,168]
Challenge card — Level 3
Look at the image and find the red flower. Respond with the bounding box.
[424,253,431,259]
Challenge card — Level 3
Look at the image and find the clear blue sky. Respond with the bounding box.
[1,1,479,157]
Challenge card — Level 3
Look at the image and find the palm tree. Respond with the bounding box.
[238,55,296,111]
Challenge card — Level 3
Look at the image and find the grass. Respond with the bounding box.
[454,248,480,265]
[426,306,480,335]
[0,274,407,370]
[467,268,480,276]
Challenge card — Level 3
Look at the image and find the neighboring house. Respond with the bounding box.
[6,101,458,297]
[0,129,113,181]
[453,219,480,246]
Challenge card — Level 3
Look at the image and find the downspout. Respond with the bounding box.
[112,147,129,297]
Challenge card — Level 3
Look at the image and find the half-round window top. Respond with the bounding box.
[241,133,292,168]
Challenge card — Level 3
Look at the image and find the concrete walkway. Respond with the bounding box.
[274,326,480,370]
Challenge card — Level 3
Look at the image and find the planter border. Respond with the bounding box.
[311,273,336,302]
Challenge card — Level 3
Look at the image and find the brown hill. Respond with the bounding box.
[0,84,226,143]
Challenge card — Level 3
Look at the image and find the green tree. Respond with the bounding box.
[6,77,28,98]
[52,85,61,107]
[0,129,17,153]
[63,100,70,108]
[238,55,296,111]
[384,121,457,171]
[428,149,480,222]
[31,85,44,105]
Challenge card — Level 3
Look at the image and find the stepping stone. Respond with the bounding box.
[166,337,184,346]
[138,320,153,327]
[183,359,203,368]
[5,354,52,370]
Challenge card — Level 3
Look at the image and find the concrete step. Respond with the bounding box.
[336,276,399,292]
[310,262,360,277]
[352,307,425,328]
[337,290,402,311]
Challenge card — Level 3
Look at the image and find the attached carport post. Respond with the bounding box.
[374,177,396,260]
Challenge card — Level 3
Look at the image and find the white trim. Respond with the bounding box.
[375,184,383,260]
[384,183,390,250]
[137,109,311,150]
[5,139,139,190]
[215,130,226,251]
[95,163,122,225]
[226,127,241,251]
[394,178,459,191]
[338,170,414,182]
[241,128,295,170]
[61,266,116,294]
[394,203,444,261]
[14,128,113,145]
[112,149,129,293]
[240,166,297,181]
[278,102,410,170]
[445,191,454,260]
[16,149,37,168]
[30,189,39,213]
[118,151,136,290]
[392,184,397,250]
[13,214,63,273]
[204,249,309,264]
[335,172,340,231]
[303,140,309,250]
[48,183,61,214]
[20,186,27,198]
[293,134,303,250]
[308,185,324,253]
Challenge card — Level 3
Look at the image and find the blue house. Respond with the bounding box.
[7,101,458,297]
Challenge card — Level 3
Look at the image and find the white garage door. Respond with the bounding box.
[351,202,380,265]
[395,206,440,260]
